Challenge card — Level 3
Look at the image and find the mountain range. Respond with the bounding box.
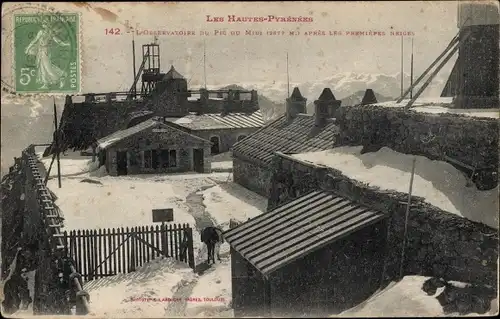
[1,71,449,175]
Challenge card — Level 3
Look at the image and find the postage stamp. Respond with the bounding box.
[13,12,80,93]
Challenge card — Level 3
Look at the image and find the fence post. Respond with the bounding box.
[186,227,195,269]
[130,228,136,272]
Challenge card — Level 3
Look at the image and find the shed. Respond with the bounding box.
[96,118,212,176]
[223,190,389,317]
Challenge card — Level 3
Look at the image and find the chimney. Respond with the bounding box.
[454,2,499,109]
[360,89,378,105]
[251,90,258,102]
[286,87,307,120]
[314,88,341,126]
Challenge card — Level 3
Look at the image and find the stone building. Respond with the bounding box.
[231,87,341,197]
[224,190,388,317]
[96,118,212,176]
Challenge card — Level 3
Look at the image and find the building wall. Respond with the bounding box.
[268,154,498,288]
[268,220,387,316]
[336,105,498,190]
[233,157,272,198]
[231,248,269,317]
[104,125,211,176]
[192,127,259,154]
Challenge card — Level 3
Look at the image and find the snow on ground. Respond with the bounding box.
[83,258,197,318]
[202,182,267,227]
[185,259,233,318]
[376,98,499,119]
[292,146,499,229]
[39,151,98,177]
[338,276,446,317]
[211,161,232,171]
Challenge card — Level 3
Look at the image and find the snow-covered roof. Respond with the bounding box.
[97,119,158,150]
[291,146,499,229]
[375,98,499,119]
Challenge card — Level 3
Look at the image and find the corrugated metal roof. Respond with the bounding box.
[232,114,339,165]
[223,190,387,276]
[165,110,264,130]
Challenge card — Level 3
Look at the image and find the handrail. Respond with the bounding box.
[22,145,90,315]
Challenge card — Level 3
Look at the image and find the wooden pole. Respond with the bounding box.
[203,40,207,89]
[399,156,417,279]
[53,98,62,188]
[400,35,404,98]
[286,52,290,97]
[132,37,137,98]
[410,38,414,100]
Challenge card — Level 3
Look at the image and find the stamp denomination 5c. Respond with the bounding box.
[14,13,80,93]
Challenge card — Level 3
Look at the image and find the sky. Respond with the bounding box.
[1,1,467,92]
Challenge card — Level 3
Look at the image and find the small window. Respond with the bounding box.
[237,135,247,142]
[143,150,152,168]
[169,150,177,167]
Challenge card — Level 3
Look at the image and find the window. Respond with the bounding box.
[169,150,177,167]
[143,150,152,168]
[210,136,220,154]
[237,135,247,142]
[129,151,139,166]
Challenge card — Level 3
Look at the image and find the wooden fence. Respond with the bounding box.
[64,223,195,282]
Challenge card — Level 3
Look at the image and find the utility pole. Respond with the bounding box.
[203,40,207,89]
[132,35,137,99]
[399,157,416,279]
[410,37,414,99]
[53,97,62,188]
[400,35,404,98]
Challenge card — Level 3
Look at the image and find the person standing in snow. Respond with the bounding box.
[1,248,23,314]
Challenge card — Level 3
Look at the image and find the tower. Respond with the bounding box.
[286,87,307,121]
[140,43,162,97]
[453,2,499,109]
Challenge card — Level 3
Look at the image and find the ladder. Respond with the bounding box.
[127,53,150,100]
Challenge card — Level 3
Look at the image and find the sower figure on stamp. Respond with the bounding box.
[201,226,224,265]
[24,19,70,89]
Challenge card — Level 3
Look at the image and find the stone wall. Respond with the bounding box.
[193,127,259,154]
[233,157,272,198]
[336,105,499,189]
[268,153,498,288]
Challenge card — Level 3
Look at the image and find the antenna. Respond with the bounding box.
[53,97,62,188]
[286,52,290,97]
[203,40,207,89]
[132,35,137,98]
[400,35,404,98]
[410,37,414,99]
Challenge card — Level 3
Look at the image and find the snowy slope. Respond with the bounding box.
[292,146,499,229]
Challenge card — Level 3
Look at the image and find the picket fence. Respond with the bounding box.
[64,223,195,282]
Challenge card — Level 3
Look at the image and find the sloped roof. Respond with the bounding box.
[164,110,264,130]
[290,87,306,100]
[96,119,210,149]
[223,190,387,275]
[164,65,185,80]
[232,114,339,166]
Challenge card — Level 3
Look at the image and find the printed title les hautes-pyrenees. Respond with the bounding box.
[206,15,313,23]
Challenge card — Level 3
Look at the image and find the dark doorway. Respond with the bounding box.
[152,150,160,169]
[193,149,204,173]
[210,136,220,154]
[116,151,128,176]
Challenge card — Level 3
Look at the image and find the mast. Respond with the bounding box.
[132,36,137,98]
[410,38,414,99]
[203,40,207,89]
[400,35,404,98]
[286,52,290,97]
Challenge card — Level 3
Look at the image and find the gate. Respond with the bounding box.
[65,223,195,282]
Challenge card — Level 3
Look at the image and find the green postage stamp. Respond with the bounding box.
[13,13,80,93]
